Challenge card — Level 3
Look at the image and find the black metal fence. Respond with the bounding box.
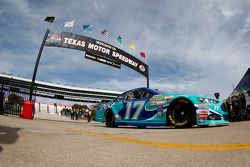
[0,91,3,115]
[0,88,27,117]
[3,103,22,116]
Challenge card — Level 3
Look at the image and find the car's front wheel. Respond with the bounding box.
[137,126,146,129]
[104,110,116,128]
[168,98,195,128]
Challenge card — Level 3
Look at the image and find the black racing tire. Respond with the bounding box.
[168,98,196,128]
[199,125,209,128]
[137,126,146,129]
[104,110,116,128]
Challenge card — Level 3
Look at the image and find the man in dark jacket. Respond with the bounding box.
[87,109,92,122]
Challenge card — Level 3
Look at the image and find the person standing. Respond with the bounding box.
[76,109,79,120]
[87,109,92,122]
[70,109,74,120]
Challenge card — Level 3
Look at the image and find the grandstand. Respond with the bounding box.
[0,73,122,114]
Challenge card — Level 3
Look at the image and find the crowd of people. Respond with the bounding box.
[61,108,92,122]
[226,95,250,121]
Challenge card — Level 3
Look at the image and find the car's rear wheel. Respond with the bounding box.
[199,125,209,128]
[168,98,196,128]
[104,110,116,128]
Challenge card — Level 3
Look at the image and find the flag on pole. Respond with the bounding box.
[64,20,74,28]
[82,25,93,32]
[129,43,136,51]
[101,30,108,38]
[140,52,146,58]
[44,16,55,23]
[117,36,122,44]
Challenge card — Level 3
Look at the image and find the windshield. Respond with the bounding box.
[153,89,166,95]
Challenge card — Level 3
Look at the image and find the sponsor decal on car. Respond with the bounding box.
[115,114,121,120]
[165,96,172,101]
[198,104,209,110]
[152,96,165,101]
[99,102,115,110]
[199,119,206,123]
[149,95,173,107]
[149,101,157,106]
[198,110,208,119]
[197,104,209,119]
[156,111,163,116]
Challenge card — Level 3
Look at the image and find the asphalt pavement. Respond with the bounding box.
[0,114,250,167]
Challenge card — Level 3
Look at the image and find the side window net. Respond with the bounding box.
[117,93,125,101]
[126,92,135,101]
[141,91,153,99]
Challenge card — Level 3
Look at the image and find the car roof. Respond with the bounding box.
[125,87,161,95]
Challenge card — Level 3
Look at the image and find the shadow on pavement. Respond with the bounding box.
[34,118,97,125]
[0,126,21,153]
[92,124,229,130]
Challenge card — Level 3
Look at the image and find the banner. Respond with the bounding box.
[85,52,121,69]
[45,31,148,77]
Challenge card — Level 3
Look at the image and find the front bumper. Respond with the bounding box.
[197,113,229,125]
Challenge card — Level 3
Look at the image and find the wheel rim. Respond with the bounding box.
[172,104,188,122]
[105,111,114,126]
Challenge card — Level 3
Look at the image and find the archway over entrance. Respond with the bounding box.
[30,29,149,101]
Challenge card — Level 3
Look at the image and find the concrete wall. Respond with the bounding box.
[34,102,67,115]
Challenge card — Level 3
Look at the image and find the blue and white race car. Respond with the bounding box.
[95,87,229,128]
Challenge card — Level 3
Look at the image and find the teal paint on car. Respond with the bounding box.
[95,88,229,128]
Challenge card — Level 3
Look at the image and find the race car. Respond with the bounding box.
[95,87,229,128]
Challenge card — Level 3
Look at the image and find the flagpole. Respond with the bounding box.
[50,23,54,30]
[133,46,136,58]
[139,52,149,88]
[117,36,122,49]
[145,54,148,64]
[71,20,74,32]
[121,37,123,49]
[50,18,56,30]
[145,54,149,88]
[147,68,149,88]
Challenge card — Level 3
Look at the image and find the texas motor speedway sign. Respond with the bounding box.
[45,31,148,77]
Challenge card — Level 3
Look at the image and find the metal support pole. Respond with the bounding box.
[29,29,50,101]
[1,81,3,92]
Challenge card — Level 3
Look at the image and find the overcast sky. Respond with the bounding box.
[0,0,250,99]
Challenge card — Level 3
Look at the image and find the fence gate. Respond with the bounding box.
[0,82,30,116]
[0,91,3,115]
